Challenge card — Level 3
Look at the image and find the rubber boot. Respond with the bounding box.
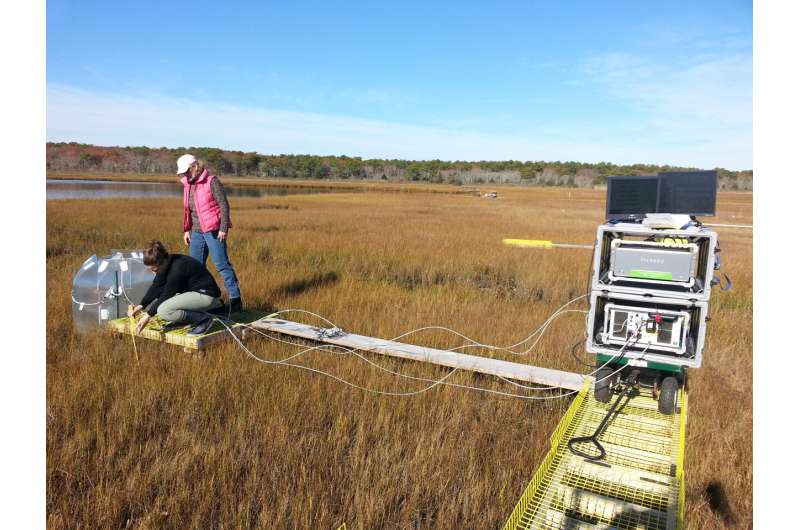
[229,298,243,314]
[184,310,214,336]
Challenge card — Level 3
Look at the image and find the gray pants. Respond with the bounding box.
[156,292,222,322]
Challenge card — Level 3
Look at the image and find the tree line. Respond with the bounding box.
[46,142,753,190]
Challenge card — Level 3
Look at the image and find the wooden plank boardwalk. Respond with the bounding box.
[250,317,587,390]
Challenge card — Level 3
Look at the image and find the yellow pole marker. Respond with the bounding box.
[503,238,593,250]
[503,238,554,249]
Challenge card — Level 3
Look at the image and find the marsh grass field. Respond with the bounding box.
[46,176,752,529]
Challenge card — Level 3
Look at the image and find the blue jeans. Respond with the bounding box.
[189,230,241,300]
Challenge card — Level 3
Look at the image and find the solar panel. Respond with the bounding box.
[605,176,660,219]
[657,170,717,216]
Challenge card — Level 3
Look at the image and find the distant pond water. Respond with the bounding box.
[47,179,346,200]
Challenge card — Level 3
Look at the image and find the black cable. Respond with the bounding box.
[569,335,595,368]
[568,370,640,461]
[566,329,644,461]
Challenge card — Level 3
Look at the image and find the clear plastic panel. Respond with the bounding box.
[71,250,155,330]
[72,255,100,330]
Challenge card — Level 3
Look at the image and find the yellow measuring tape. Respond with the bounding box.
[128,309,139,363]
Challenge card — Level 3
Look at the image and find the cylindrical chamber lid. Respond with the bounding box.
[71,251,154,330]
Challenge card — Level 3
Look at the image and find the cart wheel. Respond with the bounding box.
[658,377,679,415]
[594,368,614,403]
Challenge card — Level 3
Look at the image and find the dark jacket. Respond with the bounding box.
[139,255,222,316]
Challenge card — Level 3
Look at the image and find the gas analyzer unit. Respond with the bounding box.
[588,170,729,414]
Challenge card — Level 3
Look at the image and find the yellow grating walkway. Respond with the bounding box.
[502,381,687,530]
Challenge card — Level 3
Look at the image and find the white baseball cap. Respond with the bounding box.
[176,154,197,174]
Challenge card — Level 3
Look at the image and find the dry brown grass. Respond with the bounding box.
[46,183,752,529]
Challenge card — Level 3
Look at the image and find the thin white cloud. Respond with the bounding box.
[335,87,420,106]
[578,49,752,160]
[47,83,751,168]
[583,51,751,124]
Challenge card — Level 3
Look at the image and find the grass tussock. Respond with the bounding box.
[47,184,752,529]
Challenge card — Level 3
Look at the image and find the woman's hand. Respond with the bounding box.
[218,230,227,241]
[183,231,192,246]
[136,314,151,334]
[127,305,143,318]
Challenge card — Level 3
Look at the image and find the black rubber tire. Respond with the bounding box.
[594,368,614,403]
[658,377,680,415]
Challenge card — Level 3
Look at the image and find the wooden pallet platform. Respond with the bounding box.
[106,310,267,350]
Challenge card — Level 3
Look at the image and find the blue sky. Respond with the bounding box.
[46,0,752,169]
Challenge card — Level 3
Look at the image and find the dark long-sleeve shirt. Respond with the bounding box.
[188,177,231,232]
[139,254,222,316]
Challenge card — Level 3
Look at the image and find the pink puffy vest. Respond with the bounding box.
[181,169,230,232]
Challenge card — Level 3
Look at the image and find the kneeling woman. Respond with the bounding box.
[129,240,223,336]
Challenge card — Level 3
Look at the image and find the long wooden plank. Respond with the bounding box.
[251,317,587,391]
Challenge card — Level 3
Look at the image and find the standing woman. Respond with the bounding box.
[176,154,243,313]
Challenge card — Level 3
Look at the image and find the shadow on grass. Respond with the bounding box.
[273,271,339,298]
[703,481,736,525]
